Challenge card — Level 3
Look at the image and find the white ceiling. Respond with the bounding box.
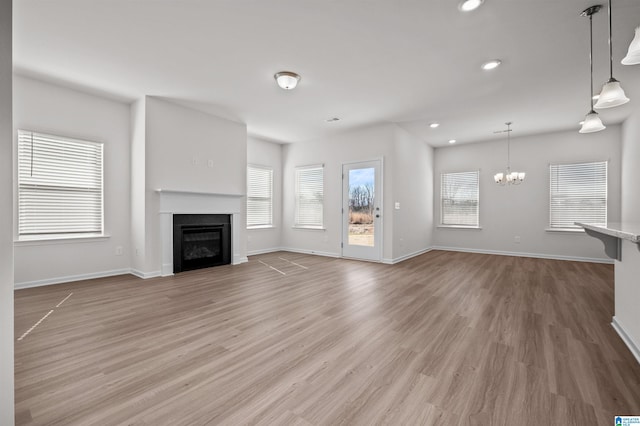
[13,0,640,146]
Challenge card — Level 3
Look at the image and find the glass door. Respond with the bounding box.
[342,160,382,261]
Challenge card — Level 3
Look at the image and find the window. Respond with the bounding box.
[247,165,273,228]
[295,165,324,228]
[17,130,103,239]
[441,171,479,227]
[549,161,607,229]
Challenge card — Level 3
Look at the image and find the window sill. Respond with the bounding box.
[15,234,110,246]
[292,226,326,231]
[545,228,585,234]
[247,225,275,230]
[437,225,482,230]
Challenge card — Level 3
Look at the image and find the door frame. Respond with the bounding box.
[341,158,384,262]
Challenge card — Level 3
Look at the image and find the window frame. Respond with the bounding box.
[548,160,608,231]
[294,164,324,229]
[17,130,104,241]
[439,170,480,228]
[246,164,274,229]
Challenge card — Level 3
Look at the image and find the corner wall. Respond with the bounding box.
[0,0,14,422]
[247,136,282,254]
[616,102,640,360]
[433,127,622,262]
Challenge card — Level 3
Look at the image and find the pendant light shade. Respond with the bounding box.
[579,6,606,134]
[580,110,606,133]
[622,26,640,65]
[594,78,629,108]
[595,0,630,109]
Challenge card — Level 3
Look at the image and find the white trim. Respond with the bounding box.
[436,225,482,230]
[431,246,614,264]
[14,268,134,290]
[545,228,585,233]
[279,247,340,258]
[612,317,640,366]
[247,247,283,256]
[382,247,433,264]
[15,234,111,246]
[233,256,249,265]
[130,269,161,279]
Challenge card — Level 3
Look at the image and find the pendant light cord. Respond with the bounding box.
[589,12,595,110]
[608,0,613,79]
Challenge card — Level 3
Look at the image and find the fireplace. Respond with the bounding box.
[173,214,231,273]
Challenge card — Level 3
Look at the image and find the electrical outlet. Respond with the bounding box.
[192,157,198,166]
[208,159,214,168]
[514,235,521,243]
[115,246,123,256]
[395,202,400,210]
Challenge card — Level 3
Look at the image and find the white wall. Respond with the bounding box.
[130,98,146,274]
[138,97,248,274]
[433,127,622,261]
[616,102,640,359]
[392,126,434,261]
[247,136,282,254]
[281,123,396,259]
[13,76,132,287]
[281,123,434,262]
[0,0,14,422]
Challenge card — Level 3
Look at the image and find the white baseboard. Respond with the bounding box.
[247,247,284,256]
[612,317,640,366]
[382,247,433,265]
[431,246,614,264]
[233,256,249,265]
[279,247,340,258]
[129,269,161,279]
[15,268,135,290]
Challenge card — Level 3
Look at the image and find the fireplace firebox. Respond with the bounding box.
[173,214,231,273]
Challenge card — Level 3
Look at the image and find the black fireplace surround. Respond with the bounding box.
[173,214,231,273]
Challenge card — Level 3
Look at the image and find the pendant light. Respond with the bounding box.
[494,122,525,185]
[580,6,606,134]
[594,0,629,108]
[622,26,640,65]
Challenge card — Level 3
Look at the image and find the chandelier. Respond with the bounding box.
[494,122,525,185]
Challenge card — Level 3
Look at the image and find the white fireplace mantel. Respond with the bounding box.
[156,189,246,276]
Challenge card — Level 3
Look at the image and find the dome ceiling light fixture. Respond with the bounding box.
[481,59,502,70]
[274,71,301,90]
[458,0,484,12]
[579,5,606,134]
[594,0,629,109]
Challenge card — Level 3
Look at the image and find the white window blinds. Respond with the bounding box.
[549,161,607,229]
[295,165,324,228]
[247,165,273,228]
[18,130,104,238]
[441,171,479,226]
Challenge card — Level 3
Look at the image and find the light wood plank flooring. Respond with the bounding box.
[14,251,640,425]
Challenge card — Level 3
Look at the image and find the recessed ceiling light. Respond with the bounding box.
[458,0,484,12]
[449,139,457,144]
[325,117,340,122]
[579,121,585,125]
[274,71,301,90]
[592,94,600,100]
[430,122,440,128]
[481,59,502,70]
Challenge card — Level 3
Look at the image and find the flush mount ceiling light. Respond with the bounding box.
[274,71,301,90]
[448,139,457,144]
[430,122,440,128]
[622,26,640,65]
[595,0,629,109]
[458,0,484,12]
[481,59,502,70]
[494,122,525,185]
[579,6,606,134]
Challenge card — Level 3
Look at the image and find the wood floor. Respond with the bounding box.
[14,251,640,425]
